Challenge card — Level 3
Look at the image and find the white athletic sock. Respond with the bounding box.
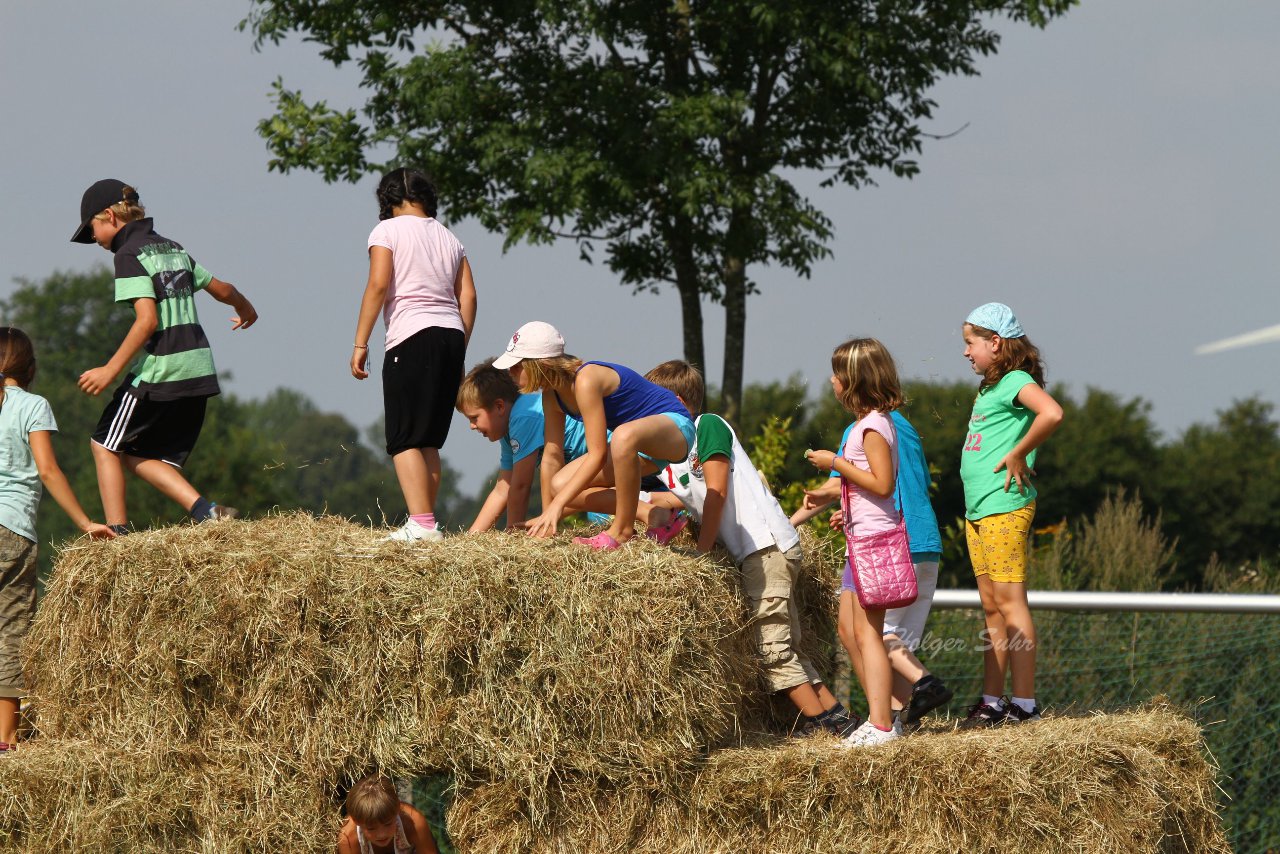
[1011,696,1037,714]
[982,694,1006,710]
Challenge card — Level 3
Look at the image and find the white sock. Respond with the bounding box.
[638,491,652,503]
[983,694,1006,710]
[1011,696,1037,714]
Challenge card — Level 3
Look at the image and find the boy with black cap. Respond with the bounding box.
[71,179,257,531]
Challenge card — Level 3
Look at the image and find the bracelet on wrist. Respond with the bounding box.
[353,343,368,349]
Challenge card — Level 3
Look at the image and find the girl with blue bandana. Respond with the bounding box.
[958,303,1063,727]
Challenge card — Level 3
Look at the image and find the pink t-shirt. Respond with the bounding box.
[839,409,900,537]
[368,215,467,349]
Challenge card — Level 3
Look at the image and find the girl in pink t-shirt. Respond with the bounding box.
[804,338,905,748]
[351,169,478,542]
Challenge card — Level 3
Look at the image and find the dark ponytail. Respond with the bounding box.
[376,168,438,220]
[0,327,37,413]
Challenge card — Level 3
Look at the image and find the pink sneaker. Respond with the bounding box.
[572,532,621,550]
[645,510,689,546]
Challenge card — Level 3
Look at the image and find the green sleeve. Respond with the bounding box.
[192,262,213,291]
[696,414,734,461]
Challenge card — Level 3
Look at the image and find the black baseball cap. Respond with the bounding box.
[71,179,139,243]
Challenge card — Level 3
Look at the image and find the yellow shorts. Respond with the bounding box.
[965,502,1036,584]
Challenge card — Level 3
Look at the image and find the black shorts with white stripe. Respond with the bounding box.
[91,381,209,468]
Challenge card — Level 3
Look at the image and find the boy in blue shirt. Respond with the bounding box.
[457,360,590,531]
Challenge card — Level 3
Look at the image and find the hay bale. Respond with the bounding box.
[26,514,841,812]
[0,737,333,853]
[447,708,1230,854]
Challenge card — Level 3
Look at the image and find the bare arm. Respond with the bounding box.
[204,276,258,329]
[29,432,114,539]
[805,429,895,498]
[998,382,1065,493]
[453,257,477,348]
[504,452,538,528]
[470,471,512,532]
[79,297,156,396]
[404,806,441,854]
[336,819,359,854]
[525,370,610,538]
[538,391,567,512]
[696,454,730,553]
[352,246,392,379]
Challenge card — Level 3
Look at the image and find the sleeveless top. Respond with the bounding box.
[356,814,415,854]
[554,361,689,430]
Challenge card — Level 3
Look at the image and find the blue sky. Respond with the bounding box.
[3,2,1278,494]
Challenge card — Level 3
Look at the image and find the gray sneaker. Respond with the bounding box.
[206,505,240,522]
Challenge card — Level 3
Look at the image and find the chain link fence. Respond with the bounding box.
[917,607,1279,853]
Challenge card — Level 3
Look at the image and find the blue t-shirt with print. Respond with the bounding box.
[832,410,942,558]
[500,393,587,471]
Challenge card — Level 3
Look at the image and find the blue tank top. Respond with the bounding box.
[556,361,690,430]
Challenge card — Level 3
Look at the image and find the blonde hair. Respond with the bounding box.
[93,184,146,225]
[517,354,582,394]
[457,358,519,411]
[345,775,400,826]
[830,338,903,417]
[963,323,1046,390]
[644,360,704,415]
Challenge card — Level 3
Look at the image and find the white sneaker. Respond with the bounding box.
[841,719,900,749]
[386,519,444,542]
[891,710,905,737]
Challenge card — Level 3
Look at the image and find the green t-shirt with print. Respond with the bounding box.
[960,370,1038,520]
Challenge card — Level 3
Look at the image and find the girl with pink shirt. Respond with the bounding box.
[351,169,478,542]
[804,338,905,748]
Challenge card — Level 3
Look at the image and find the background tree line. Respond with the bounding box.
[5,267,1276,588]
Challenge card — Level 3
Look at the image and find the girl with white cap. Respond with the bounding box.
[493,321,694,550]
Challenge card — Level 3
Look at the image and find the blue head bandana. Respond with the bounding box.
[965,303,1024,339]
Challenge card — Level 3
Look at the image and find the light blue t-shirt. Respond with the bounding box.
[0,387,58,543]
[500,393,588,471]
[832,410,942,558]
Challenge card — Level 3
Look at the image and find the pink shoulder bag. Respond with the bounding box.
[839,432,918,611]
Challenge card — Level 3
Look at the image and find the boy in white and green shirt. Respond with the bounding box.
[644,360,855,737]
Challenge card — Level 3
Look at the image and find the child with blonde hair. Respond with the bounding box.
[337,775,439,854]
[804,338,908,747]
[492,322,693,550]
[71,179,257,531]
[958,303,1062,726]
[0,327,114,754]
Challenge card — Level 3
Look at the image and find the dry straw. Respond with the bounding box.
[24,514,835,819]
[5,514,1228,851]
[0,737,334,853]
[447,708,1230,854]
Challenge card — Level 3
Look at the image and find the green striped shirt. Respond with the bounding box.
[111,218,220,400]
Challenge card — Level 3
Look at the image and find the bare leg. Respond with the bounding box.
[0,697,18,745]
[604,417,688,543]
[975,573,1010,697]
[784,682,826,718]
[885,633,929,709]
[849,598,893,730]
[91,441,128,526]
[125,456,199,512]
[392,448,438,516]
[994,580,1036,699]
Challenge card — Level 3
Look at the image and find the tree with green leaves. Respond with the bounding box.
[243,0,1074,421]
